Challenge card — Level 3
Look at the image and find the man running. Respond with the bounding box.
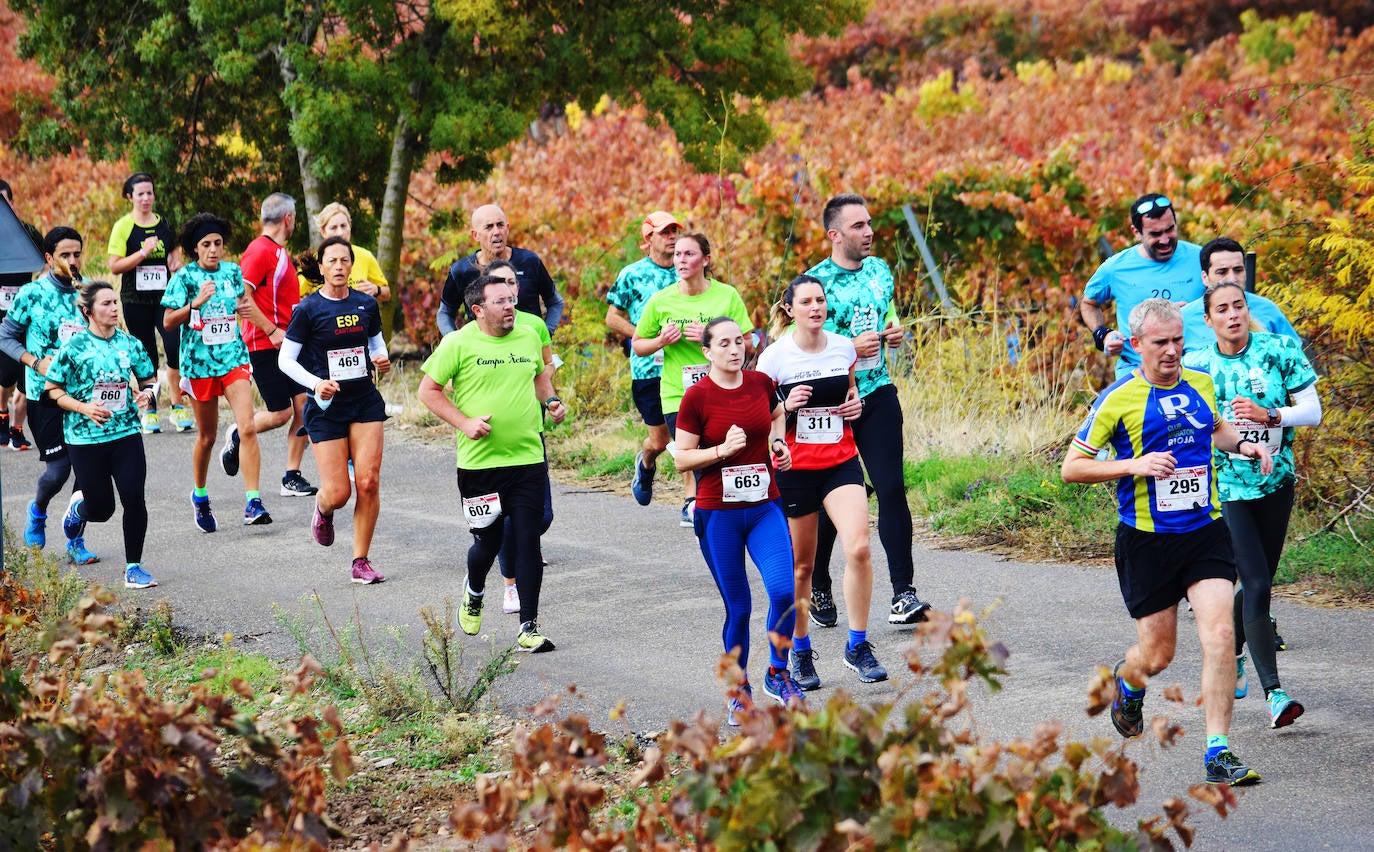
[805,193,931,628]
[605,210,680,505]
[436,203,563,337]
[221,192,318,498]
[1061,297,1272,787]
[419,275,569,652]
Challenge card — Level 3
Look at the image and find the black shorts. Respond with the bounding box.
[0,350,22,388]
[455,461,549,532]
[632,378,666,427]
[121,301,181,372]
[28,397,67,461]
[1115,519,1237,619]
[777,455,865,518]
[303,386,387,443]
[665,411,679,439]
[249,347,303,413]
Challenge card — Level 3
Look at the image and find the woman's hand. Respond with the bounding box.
[771,438,792,471]
[719,423,747,458]
[783,384,812,414]
[315,379,341,401]
[372,354,392,376]
[683,320,704,343]
[82,401,112,425]
[659,323,683,347]
[193,281,216,309]
[836,387,863,420]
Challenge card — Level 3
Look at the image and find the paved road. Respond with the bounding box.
[3,424,1371,850]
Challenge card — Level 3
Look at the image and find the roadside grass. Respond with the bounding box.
[1277,515,1374,600]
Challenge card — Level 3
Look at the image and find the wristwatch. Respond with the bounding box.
[1265,407,1280,425]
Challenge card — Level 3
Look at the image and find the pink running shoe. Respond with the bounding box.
[351,557,385,584]
[312,502,335,546]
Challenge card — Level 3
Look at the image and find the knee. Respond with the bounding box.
[1201,620,1235,657]
[1138,646,1174,677]
[322,483,353,510]
[263,408,291,429]
[353,470,379,497]
[645,433,669,454]
[845,539,872,567]
[83,501,116,524]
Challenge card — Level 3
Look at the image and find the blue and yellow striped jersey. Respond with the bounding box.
[1071,367,1222,533]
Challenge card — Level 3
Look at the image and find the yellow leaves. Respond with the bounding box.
[1014,59,1055,86]
[915,69,981,125]
[564,101,585,132]
[591,93,611,116]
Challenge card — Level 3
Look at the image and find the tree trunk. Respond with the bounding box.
[377,111,416,342]
[277,46,324,242]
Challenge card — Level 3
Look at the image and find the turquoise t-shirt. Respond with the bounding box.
[634,280,753,416]
[1183,332,1318,502]
[1083,241,1204,377]
[46,328,155,445]
[161,262,251,379]
[5,274,86,401]
[805,256,899,399]
[606,256,677,381]
[421,322,546,471]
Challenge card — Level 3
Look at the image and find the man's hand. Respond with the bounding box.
[546,400,568,424]
[460,413,493,440]
[1130,451,1177,479]
[852,330,882,358]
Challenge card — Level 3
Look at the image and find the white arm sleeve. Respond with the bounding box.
[278,338,325,393]
[1279,383,1321,428]
[368,332,388,360]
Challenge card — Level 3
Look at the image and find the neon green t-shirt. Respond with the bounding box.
[634,280,753,415]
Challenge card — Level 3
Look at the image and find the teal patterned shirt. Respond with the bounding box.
[5,274,85,400]
[46,328,155,445]
[1183,331,1318,502]
[161,262,251,379]
[805,256,899,398]
[607,256,677,380]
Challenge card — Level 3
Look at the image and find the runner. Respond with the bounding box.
[632,232,753,527]
[1183,239,1320,729]
[106,172,192,434]
[674,316,805,724]
[757,275,884,690]
[0,178,40,451]
[306,203,392,302]
[418,275,569,652]
[43,280,159,588]
[0,226,99,562]
[1061,297,1272,786]
[161,213,272,531]
[279,236,390,584]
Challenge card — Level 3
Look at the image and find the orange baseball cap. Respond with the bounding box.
[641,211,681,239]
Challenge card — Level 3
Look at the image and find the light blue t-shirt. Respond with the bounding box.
[1084,241,1204,378]
[1180,292,1299,354]
[606,256,677,381]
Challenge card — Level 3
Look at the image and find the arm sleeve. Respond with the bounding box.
[437,299,458,336]
[278,339,323,393]
[0,317,28,362]
[368,332,388,359]
[1279,383,1321,428]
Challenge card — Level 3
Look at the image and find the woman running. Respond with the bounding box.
[633,232,754,527]
[161,213,272,531]
[303,203,392,303]
[43,280,159,588]
[757,275,885,691]
[107,172,193,433]
[674,316,804,725]
[1183,243,1321,730]
[279,236,390,584]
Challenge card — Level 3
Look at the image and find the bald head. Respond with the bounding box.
[470,204,510,260]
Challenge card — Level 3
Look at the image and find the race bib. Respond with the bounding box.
[1154,465,1209,513]
[850,307,882,371]
[462,492,502,530]
[0,286,18,311]
[721,463,770,503]
[682,363,709,389]
[135,266,168,292]
[200,315,235,345]
[1228,418,1281,457]
[58,321,85,344]
[327,346,368,381]
[796,407,842,444]
[92,381,128,413]
[653,349,665,367]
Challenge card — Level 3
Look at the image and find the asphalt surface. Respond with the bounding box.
[3,421,1371,850]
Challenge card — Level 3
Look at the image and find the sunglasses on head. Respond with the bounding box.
[1136,196,1172,215]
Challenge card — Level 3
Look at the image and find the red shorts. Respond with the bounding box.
[180,363,252,402]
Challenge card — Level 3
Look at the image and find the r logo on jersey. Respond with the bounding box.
[1156,392,1209,430]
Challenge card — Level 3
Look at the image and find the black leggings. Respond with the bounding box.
[813,383,915,598]
[1223,482,1294,693]
[67,434,148,564]
[121,301,180,375]
[457,463,549,624]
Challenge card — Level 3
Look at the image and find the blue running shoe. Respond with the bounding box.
[67,537,99,565]
[124,564,158,589]
[192,492,217,534]
[62,490,87,541]
[790,648,822,691]
[24,500,46,547]
[843,640,889,683]
[1235,655,1248,699]
[1111,659,1145,739]
[762,667,807,709]
[1266,688,1304,729]
[243,497,273,526]
[726,684,754,727]
[219,424,240,476]
[630,451,655,506]
[1205,749,1261,786]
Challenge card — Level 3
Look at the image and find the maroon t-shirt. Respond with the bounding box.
[675,370,781,510]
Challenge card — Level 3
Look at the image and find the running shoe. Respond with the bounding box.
[1204,749,1261,786]
[24,500,46,547]
[680,498,695,528]
[124,564,158,589]
[169,405,194,432]
[888,590,931,625]
[843,640,889,683]
[762,667,807,708]
[351,557,385,584]
[312,502,335,546]
[502,584,520,614]
[281,469,319,497]
[219,424,240,476]
[726,684,754,727]
[1235,655,1249,699]
[192,492,217,533]
[459,586,483,635]
[630,451,654,506]
[141,410,162,434]
[790,648,821,691]
[243,497,273,526]
[1272,615,1286,651]
[1110,659,1145,739]
[810,589,839,628]
[66,537,99,565]
[1266,688,1304,729]
[516,621,555,653]
[348,459,355,483]
[9,427,31,451]
[62,490,87,541]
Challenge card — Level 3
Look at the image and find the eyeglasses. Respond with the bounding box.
[482,297,516,308]
[1135,196,1172,215]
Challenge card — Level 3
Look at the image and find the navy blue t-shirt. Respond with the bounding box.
[284,288,382,401]
[440,246,559,326]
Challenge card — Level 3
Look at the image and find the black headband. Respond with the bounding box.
[189,219,227,245]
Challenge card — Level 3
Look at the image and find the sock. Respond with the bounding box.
[1205,734,1228,762]
[848,629,867,651]
[793,634,812,653]
[467,581,484,598]
[768,665,784,677]
[246,490,260,501]
[193,486,209,499]
[126,562,139,570]
[1118,670,1145,695]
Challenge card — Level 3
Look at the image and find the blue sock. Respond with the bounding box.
[793,634,812,653]
[1205,734,1228,762]
[848,628,867,651]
